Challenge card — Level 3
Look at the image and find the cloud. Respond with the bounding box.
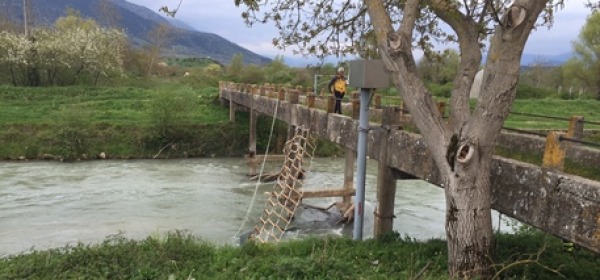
[128,0,590,61]
[525,1,590,55]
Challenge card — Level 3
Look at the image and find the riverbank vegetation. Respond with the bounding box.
[1,230,599,279]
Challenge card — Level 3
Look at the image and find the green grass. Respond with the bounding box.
[504,99,600,130]
[1,231,598,279]
[0,85,256,160]
[0,85,228,126]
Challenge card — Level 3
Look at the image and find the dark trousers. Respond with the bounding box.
[334,92,344,114]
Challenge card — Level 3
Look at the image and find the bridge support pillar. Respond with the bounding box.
[374,106,401,237]
[343,148,356,205]
[248,109,258,176]
[374,164,397,237]
[229,100,236,123]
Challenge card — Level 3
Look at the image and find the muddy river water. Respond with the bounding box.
[0,157,511,257]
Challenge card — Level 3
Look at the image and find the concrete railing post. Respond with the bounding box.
[436,101,446,118]
[352,97,360,119]
[327,95,335,113]
[374,94,382,109]
[567,116,584,141]
[542,131,567,171]
[278,88,285,101]
[259,86,266,96]
[289,90,299,104]
[307,94,316,108]
[382,106,402,129]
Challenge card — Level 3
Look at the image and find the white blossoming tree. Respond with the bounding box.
[0,11,126,86]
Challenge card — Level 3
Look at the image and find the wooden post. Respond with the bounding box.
[249,109,258,176]
[303,188,356,198]
[374,162,396,237]
[542,131,566,171]
[229,100,236,123]
[567,116,584,141]
[374,107,399,237]
[343,148,356,205]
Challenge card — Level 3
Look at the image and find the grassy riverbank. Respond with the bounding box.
[1,230,599,279]
[0,84,344,160]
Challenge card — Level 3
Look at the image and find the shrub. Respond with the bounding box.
[147,87,197,145]
[427,82,453,98]
[51,107,92,160]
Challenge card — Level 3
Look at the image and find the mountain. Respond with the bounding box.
[1,0,271,65]
[520,52,573,66]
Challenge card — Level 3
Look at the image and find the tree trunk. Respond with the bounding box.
[443,144,494,278]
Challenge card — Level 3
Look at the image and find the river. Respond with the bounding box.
[0,157,512,257]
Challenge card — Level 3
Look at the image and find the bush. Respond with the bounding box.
[427,82,453,98]
[147,87,197,145]
[516,83,557,99]
[52,107,91,160]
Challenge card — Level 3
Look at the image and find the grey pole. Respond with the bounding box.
[353,88,372,240]
[313,74,322,96]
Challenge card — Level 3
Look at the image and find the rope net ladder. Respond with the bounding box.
[252,126,317,243]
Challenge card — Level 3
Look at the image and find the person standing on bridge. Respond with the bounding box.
[328,67,347,114]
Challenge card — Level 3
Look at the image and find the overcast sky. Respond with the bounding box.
[127,0,590,63]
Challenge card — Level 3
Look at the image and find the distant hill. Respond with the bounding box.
[1,0,271,65]
[520,52,573,66]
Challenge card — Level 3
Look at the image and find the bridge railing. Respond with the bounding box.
[220,81,600,178]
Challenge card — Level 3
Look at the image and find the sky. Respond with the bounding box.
[127,0,591,64]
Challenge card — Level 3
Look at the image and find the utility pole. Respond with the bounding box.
[23,0,29,37]
[348,59,390,240]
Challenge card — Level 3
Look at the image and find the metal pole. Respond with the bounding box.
[313,74,322,96]
[23,0,29,37]
[353,88,372,240]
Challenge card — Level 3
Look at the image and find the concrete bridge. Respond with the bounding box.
[219,82,600,254]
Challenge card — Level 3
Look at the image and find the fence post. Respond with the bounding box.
[542,131,567,171]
